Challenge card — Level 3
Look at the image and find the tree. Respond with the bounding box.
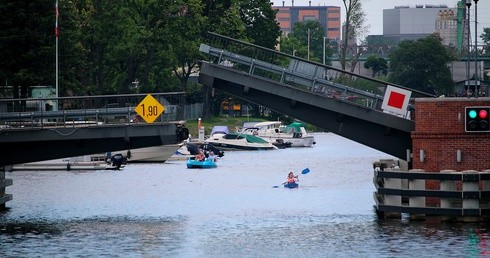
[482,28,490,82]
[340,0,368,73]
[279,21,333,64]
[238,0,281,49]
[388,34,456,95]
[364,55,387,77]
[482,28,490,55]
[0,1,54,99]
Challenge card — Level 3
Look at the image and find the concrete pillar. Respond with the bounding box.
[0,166,13,210]
[408,169,425,207]
[198,126,205,142]
[440,170,459,208]
[384,167,402,207]
[481,170,490,209]
[462,170,479,210]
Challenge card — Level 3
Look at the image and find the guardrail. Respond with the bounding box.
[200,32,435,119]
[373,159,490,221]
[0,92,184,129]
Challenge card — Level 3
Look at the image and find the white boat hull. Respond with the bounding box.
[239,121,316,147]
[10,144,181,171]
[10,155,121,171]
[261,135,316,147]
[122,144,180,163]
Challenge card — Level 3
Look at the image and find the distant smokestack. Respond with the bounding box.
[309,1,311,6]
[292,0,294,7]
[283,1,285,7]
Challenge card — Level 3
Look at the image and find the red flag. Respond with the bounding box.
[55,1,59,37]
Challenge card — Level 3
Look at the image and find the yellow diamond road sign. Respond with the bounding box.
[135,94,165,123]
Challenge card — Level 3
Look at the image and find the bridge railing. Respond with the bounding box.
[0,93,184,129]
[200,32,435,118]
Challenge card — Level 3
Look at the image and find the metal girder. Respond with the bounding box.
[199,62,413,160]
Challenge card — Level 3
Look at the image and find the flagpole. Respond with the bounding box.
[55,0,59,98]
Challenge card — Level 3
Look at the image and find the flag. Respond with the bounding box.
[55,0,59,37]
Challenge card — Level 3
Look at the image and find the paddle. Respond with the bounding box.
[272,168,310,188]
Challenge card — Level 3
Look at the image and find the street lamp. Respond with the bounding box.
[307,29,310,60]
[465,0,471,95]
[323,36,326,65]
[474,0,479,97]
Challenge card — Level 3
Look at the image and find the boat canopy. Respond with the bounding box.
[211,126,230,135]
[284,122,306,133]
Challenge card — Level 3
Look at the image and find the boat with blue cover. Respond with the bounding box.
[186,158,217,169]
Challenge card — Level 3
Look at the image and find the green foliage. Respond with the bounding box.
[388,34,456,96]
[0,1,54,97]
[279,21,333,64]
[364,55,388,77]
[0,0,282,123]
[238,0,281,49]
[482,28,490,55]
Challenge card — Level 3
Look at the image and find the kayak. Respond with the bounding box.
[186,159,217,169]
[283,182,299,188]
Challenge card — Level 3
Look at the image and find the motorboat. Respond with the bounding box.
[122,144,181,163]
[9,144,181,171]
[240,121,315,147]
[205,126,278,151]
[171,142,224,161]
[9,153,126,171]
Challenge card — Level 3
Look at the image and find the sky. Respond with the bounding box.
[271,0,490,45]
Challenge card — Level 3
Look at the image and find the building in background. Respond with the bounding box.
[382,3,465,50]
[273,1,341,40]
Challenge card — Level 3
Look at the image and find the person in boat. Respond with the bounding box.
[195,149,205,161]
[207,150,217,162]
[284,172,298,185]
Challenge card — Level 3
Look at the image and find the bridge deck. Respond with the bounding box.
[198,33,436,159]
[0,93,188,166]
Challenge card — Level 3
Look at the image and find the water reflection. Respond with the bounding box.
[2,133,490,257]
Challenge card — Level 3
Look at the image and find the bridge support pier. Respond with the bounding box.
[0,166,13,210]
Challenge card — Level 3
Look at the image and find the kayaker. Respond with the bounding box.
[195,149,205,161]
[284,172,298,185]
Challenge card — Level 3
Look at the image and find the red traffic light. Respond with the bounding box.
[479,109,488,119]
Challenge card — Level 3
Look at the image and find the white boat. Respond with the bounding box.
[9,154,125,171]
[9,144,181,171]
[240,121,316,147]
[123,144,181,163]
[205,126,278,151]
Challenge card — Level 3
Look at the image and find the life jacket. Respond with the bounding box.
[288,177,295,183]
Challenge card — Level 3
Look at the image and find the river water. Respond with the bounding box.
[1,132,490,257]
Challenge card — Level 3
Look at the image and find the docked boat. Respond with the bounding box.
[171,142,224,160]
[205,126,278,151]
[186,158,217,169]
[10,144,180,171]
[123,144,181,163]
[240,121,315,147]
[10,153,126,171]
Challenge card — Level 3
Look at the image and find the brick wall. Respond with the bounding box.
[412,98,490,172]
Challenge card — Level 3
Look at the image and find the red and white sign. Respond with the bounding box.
[381,85,412,116]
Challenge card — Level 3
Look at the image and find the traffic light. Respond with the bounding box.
[465,107,490,132]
